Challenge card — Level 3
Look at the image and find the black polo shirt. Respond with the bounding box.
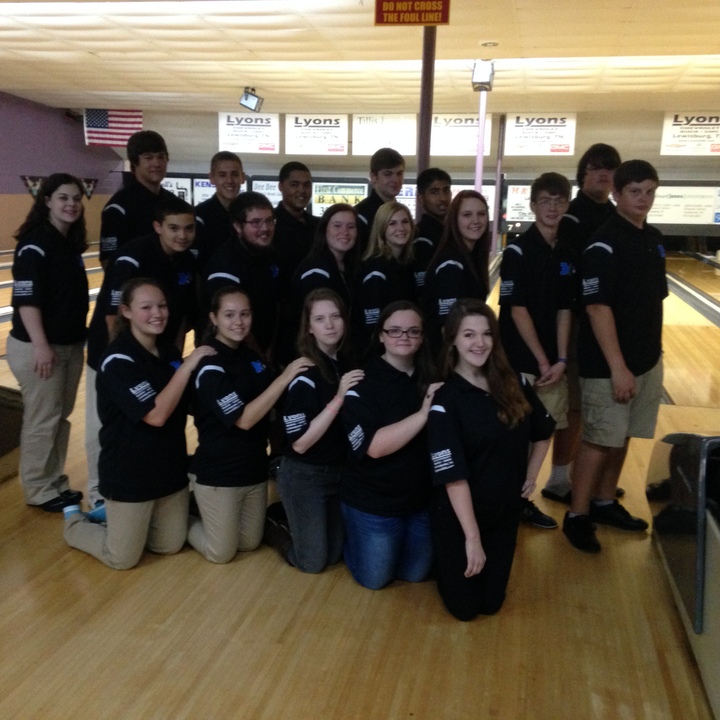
[99,174,175,263]
[190,338,274,487]
[578,214,667,378]
[273,203,318,287]
[341,355,432,516]
[97,331,188,502]
[559,190,616,258]
[413,213,444,288]
[11,224,88,345]
[282,353,349,466]
[498,224,575,375]
[428,372,555,513]
[292,245,354,313]
[355,189,384,256]
[201,239,281,354]
[87,234,196,370]
[193,194,233,270]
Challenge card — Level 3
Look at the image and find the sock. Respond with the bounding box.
[544,464,571,493]
[591,499,614,507]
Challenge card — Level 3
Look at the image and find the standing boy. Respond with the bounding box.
[413,168,452,289]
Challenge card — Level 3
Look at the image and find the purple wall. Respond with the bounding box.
[0,92,124,195]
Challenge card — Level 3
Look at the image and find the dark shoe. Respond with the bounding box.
[59,489,83,504]
[520,498,558,529]
[563,513,601,553]
[590,500,648,532]
[541,487,572,505]
[265,501,289,531]
[646,479,672,502]
[35,493,82,513]
[615,486,625,498]
[263,515,292,553]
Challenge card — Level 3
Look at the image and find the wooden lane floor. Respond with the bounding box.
[666,252,720,303]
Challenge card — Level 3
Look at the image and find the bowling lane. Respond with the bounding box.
[666,252,720,303]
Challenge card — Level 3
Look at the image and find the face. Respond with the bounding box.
[453,315,493,371]
[210,293,252,347]
[45,183,83,234]
[153,213,195,255]
[613,180,658,227]
[371,165,405,202]
[235,206,275,249]
[582,164,616,202]
[384,209,412,251]
[134,151,168,189]
[456,197,488,249]
[122,284,168,337]
[279,170,312,212]
[325,211,357,258]
[380,309,424,361]
[531,192,569,233]
[308,299,344,354]
[209,160,244,205]
[420,180,452,220]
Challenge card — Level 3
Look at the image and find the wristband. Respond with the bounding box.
[557,358,568,364]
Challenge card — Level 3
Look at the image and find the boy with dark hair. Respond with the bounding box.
[542,142,622,504]
[563,160,665,553]
[355,147,405,254]
[193,151,245,268]
[499,172,574,530]
[86,195,198,506]
[414,168,452,288]
[99,130,175,265]
[201,192,281,356]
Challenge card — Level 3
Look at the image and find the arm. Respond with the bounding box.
[535,308,571,387]
[510,306,551,377]
[445,480,485,577]
[366,382,443,458]
[143,345,216,427]
[521,438,552,498]
[291,369,365,454]
[236,356,314,431]
[585,303,635,403]
[17,306,56,379]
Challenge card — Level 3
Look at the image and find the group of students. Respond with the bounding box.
[7,130,665,620]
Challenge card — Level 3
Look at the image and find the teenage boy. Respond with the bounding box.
[542,144,622,503]
[99,130,175,266]
[355,147,405,254]
[413,168,452,288]
[201,192,281,356]
[194,151,246,269]
[563,160,666,553]
[85,196,198,506]
[499,173,574,531]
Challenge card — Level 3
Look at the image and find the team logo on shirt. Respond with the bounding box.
[13,280,33,297]
[251,360,265,374]
[271,264,280,279]
[364,308,380,325]
[129,381,156,403]
[431,449,454,473]
[177,272,192,286]
[169,360,181,370]
[500,279,514,297]
[348,424,364,451]
[559,261,573,276]
[657,245,666,258]
[438,298,455,316]
[582,277,600,296]
[217,391,243,415]
[283,412,306,434]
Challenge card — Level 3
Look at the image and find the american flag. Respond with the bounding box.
[83,109,143,147]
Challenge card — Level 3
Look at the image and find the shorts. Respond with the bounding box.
[521,373,569,430]
[580,359,663,448]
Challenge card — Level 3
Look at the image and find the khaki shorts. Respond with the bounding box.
[580,359,663,448]
[521,373,569,430]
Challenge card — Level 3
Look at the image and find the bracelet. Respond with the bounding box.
[557,358,568,364]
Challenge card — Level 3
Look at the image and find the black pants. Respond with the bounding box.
[431,499,520,622]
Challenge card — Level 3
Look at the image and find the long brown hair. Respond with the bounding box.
[439,299,530,427]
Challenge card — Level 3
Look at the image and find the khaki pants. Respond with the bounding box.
[64,487,189,570]
[84,367,102,504]
[6,336,84,505]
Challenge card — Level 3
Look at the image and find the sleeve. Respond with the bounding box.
[426,394,470,486]
[498,243,527,308]
[519,375,556,442]
[99,200,128,263]
[193,361,246,430]
[340,382,382,460]
[106,253,142,312]
[99,353,165,424]
[11,240,46,307]
[282,373,322,442]
[430,258,466,319]
[202,252,241,309]
[580,239,614,306]
[357,262,389,330]
[295,262,331,301]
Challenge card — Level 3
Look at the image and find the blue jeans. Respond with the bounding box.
[276,456,344,574]
[341,503,433,590]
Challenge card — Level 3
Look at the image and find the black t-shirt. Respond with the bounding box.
[97,331,189,502]
[191,338,274,487]
[413,213,444,288]
[341,355,432,516]
[498,224,575,375]
[99,174,176,263]
[427,372,555,513]
[282,353,349,466]
[578,214,667,378]
[201,239,281,353]
[11,224,88,345]
[193,195,233,270]
[87,234,196,370]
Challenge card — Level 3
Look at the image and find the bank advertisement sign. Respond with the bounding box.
[660,112,720,155]
[218,113,280,154]
[504,114,576,156]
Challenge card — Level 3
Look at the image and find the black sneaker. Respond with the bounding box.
[646,479,672,502]
[519,498,558,529]
[541,487,572,505]
[563,513,601,553]
[589,500,648,532]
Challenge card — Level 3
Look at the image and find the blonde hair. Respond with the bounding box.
[363,201,415,264]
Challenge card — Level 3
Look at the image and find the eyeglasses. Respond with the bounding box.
[382,327,423,338]
[534,197,568,209]
[243,218,276,229]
